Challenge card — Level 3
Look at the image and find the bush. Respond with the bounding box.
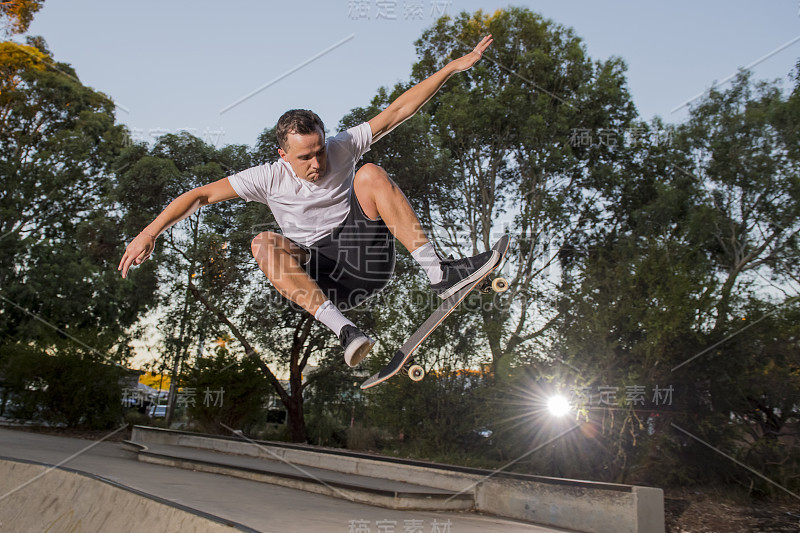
[347,422,379,451]
[306,408,347,447]
[1,345,125,429]
[180,345,271,435]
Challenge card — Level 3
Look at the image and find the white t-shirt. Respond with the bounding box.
[228,122,372,246]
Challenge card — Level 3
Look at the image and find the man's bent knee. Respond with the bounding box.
[354,163,392,190]
[251,232,306,271]
[354,164,396,220]
[251,231,280,258]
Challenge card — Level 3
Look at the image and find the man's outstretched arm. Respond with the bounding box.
[118,177,239,278]
[368,35,493,143]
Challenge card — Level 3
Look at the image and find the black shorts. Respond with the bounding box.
[294,190,395,310]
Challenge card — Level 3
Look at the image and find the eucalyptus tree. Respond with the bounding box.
[1,38,144,359]
[554,72,800,487]
[343,8,637,377]
[0,39,152,425]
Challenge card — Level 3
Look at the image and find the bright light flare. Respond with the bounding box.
[547,395,570,417]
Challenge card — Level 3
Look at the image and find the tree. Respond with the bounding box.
[667,72,800,492]
[369,8,637,378]
[1,0,44,36]
[114,131,258,426]
[678,72,799,329]
[0,38,152,410]
[335,7,640,464]
[554,72,800,488]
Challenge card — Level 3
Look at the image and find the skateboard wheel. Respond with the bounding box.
[408,364,425,381]
[492,277,509,293]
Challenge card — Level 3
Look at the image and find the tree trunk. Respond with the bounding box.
[284,390,307,442]
[187,281,311,442]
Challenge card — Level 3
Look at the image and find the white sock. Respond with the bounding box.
[314,300,355,336]
[411,242,443,284]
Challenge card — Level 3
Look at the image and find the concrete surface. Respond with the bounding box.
[0,427,568,533]
[0,458,255,532]
[131,426,665,533]
[129,440,473,511]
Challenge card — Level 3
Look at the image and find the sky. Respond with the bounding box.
[23,0,800,151]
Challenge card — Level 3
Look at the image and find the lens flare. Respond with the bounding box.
[547,395,570,417]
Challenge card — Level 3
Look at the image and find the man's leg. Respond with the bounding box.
[250,231,326,315]
[352,163,429,253]
[353,163,499,300]
[250,231,373,366]
[352,163,444,283]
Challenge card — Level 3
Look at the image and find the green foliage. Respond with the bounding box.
[346,422,380,451]
[302,359,363,447]
[0,41,154,431]
[359,364,491,461]
[180,343,271,435]
[305,409,347,448]
[1,1,44,36]
[1,345,125,429]
[1,40,149,345]
[555,71,799,489]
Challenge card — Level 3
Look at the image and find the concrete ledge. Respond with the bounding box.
[0,456,257,532]
[130,426,664,533]
[133,445,472,511]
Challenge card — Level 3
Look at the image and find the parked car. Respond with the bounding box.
[148,404,167,418]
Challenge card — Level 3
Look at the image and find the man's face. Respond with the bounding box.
[278,128,327,182]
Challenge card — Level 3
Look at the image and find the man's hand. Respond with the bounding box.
[117,178,239,279]
[118,232,157,279]
[449,34,493,73]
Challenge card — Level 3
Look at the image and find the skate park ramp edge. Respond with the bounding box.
[0,456,258,533]
[129,425,665,533]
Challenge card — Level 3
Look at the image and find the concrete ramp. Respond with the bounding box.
[0,457,256,532]
[126,440,473,512]
[130,425,665,533]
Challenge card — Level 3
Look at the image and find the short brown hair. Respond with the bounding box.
[276,109,325,150]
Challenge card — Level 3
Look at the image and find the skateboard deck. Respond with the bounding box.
[361,235,510,389]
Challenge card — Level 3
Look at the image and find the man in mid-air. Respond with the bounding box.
[119,35,500,367]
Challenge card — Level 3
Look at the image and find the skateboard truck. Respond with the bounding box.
[399,359,425,381]
[479,276,509,294]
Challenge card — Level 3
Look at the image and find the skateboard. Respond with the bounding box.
[360,235,510,389]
